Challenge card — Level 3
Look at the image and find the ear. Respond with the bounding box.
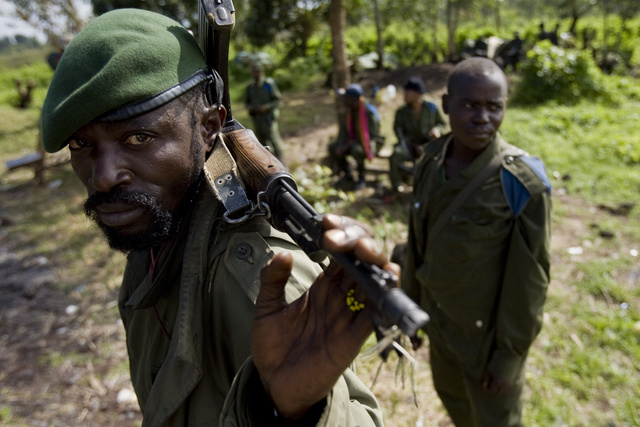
[441,93,450,115]
[201,106,227,150]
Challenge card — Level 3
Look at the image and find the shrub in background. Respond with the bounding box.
[511,40,613,106]
[0,61,53,107]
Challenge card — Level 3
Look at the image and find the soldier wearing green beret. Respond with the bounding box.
[42,9,392,426]
[402,58,551,426]
[244,62,284,159]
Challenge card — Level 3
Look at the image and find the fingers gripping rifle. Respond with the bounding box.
[197,0,428,339]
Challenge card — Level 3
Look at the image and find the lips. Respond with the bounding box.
[467,127,494,136]
[95,202,145,229]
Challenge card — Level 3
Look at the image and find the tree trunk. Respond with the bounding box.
[329,0,350,90]
[446,0,458,62]
[431,1,439,63]
[328,0,349,126]
[373,0,384,70]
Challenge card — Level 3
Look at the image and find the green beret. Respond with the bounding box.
[42,9,210,153]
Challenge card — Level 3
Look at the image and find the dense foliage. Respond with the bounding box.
[511,41,611,105]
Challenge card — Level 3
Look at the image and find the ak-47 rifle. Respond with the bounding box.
[197,0,428,339]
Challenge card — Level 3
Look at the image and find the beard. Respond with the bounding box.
[83,171,204,253]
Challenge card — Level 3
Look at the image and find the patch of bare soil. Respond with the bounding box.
[0,250,141,426]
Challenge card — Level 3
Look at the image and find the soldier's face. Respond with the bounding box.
[67,96,223,252]
[345,96,360,111]
[443,73,507,152]
[404,90,421,105]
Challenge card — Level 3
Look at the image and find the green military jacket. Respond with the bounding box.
[118,156,383,426]
[244,77,282,119]
[393,99,446,147]
[402,133,551,382]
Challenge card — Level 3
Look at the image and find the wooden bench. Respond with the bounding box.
[364,146,414,182]
[6,152,43,170]
[5,142,70,185]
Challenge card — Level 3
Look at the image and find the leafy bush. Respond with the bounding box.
[573,15,640,70]
[0,62,53,107]
[384,22,439,66]
[272,56,326,91]
[346,21,447,66]
[511,40,613,106]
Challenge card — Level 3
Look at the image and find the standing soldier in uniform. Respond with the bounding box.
[244,62,284,159]
[403,58,551,426]
[388,77,446,194]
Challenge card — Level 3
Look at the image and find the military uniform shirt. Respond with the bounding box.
[393,99,446,146]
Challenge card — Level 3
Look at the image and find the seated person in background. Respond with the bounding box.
[389,77,446,193]
[328,84,384,190]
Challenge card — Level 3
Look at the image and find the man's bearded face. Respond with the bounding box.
[83,172,201,252]
[68,94,219,253]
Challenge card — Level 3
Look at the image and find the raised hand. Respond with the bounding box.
[251,214,399,420]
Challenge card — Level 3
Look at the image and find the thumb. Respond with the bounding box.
[257,251,294,314]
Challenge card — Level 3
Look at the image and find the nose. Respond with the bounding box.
[473,106,490,124]
[88,146,133,193]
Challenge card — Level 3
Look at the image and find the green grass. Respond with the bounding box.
[0,47,52,69]
[0,404,23,427]
[501,100,640,205]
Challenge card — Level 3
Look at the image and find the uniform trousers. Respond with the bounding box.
[429,337,525,427]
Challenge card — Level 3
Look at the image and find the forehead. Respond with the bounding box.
[75,97,190,137]
[449,72,507,101]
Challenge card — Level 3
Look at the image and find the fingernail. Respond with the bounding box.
[326,229,346,243]
[324,213,341,226]
[364,238,380,253]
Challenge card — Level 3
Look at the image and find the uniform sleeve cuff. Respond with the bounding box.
[486,349,525,382]
[220,357,327,426]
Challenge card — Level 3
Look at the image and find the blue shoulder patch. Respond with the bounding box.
[366,103,381,121]
[426,101,438,114]
[520,156,552,193]
[263,81,272,94]
[501,168,531,217]
[501,156,551,217]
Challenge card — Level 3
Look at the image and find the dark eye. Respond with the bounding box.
[124,134,153,146]
[68,138,90,150]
